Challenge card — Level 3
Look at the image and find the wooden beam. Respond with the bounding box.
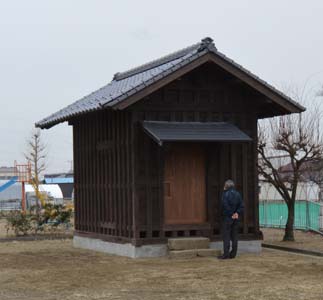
[231,144,237,182]
[131,112,139,239]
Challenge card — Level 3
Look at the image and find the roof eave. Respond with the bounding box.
[36,42,305,129]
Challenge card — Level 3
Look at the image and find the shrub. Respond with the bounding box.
[6,204,73,236]
[43,203,73,226]
[6,211,32,236]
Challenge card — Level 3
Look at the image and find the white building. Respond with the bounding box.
[0,180,63,210]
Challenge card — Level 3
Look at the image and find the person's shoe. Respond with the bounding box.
[217,255,230,260]
[229,252,236,259]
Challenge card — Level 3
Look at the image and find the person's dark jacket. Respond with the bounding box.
[221,187,244,221]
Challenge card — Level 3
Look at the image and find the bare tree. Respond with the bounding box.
[24,129,47,206]
[258,94,323,241]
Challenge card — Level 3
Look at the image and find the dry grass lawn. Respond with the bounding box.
[0,239,323,300]
[262,228,323,253]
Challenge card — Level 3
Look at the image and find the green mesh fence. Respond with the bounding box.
[259,200,321,231]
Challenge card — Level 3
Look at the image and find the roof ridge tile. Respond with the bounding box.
[112,40,204,81]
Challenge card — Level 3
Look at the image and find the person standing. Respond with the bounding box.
[218,179,244,260]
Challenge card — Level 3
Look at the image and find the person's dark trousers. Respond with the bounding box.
[222,219,239,258]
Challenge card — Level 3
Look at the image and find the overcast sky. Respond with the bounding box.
[0,0,323,174]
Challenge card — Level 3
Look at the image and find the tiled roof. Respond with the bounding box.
[36,37,305,129]
[143,121,252,145]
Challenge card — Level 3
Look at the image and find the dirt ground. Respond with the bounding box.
[0,239,323,300]
[262,227,323,253]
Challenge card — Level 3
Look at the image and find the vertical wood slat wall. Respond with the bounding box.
[74,110,257,244]
[73,62,262,246]
[74,110,133,241]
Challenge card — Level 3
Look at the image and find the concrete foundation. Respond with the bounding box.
[74,236,167,258]
[168,237,209,250]
[74,236,261,258]
[210,240,262,254]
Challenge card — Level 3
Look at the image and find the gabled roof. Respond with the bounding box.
[36,37,305,129]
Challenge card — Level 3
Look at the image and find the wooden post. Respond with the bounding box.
[242,143,248,234]
[231,144,237,182]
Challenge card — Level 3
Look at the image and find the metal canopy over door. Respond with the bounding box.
[164,144,206,224]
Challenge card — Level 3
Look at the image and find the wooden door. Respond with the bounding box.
[164,144,206,224]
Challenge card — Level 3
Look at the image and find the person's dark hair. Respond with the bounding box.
[224,179,235,190]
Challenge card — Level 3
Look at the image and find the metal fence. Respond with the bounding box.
[0,200,21,211]
[0,198,67,211]
[259,200,323,232]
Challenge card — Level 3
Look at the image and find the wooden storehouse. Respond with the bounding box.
[36,37,304,257]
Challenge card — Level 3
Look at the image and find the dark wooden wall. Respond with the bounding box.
[73,61,263,246]
[130,62,261,244]
[73,110,134,243]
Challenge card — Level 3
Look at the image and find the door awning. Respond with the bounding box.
[142,121,252,146]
